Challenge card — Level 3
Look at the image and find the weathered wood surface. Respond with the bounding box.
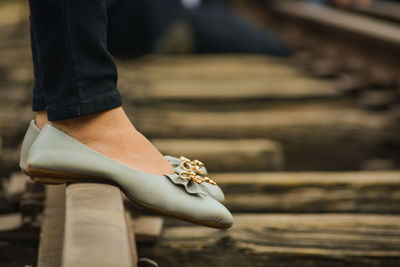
[1,2,399,267]
[120,54,290,70]
[123,76,340,102]
[0,213,22,232]
[131,216,164,243]
[2,172,30,201]
[271,0,400,82]
[139,214,400,267]
[0,105,34,148]
[152,139,284,171]
[0,2,25,27]
[0,212,39,266]
[63,183,134,267]
[118,56,341,102]
[273,1,400,47]
[37,185,65,267]
[345,0,400,23]
[212,171,400,213]
[0,148,20,177]
[134,103,399,170]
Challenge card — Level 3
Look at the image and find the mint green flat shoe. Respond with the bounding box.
[26,124,233,229]
[20,120,225,202]
[19,120,41,173]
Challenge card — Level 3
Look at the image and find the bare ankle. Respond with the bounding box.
[51,107,134,136]
[36,110,49,129]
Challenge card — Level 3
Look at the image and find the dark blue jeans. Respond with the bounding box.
[29,0,122,121]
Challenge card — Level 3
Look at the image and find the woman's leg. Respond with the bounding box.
[29,0,121,121]
[28,0,173,175]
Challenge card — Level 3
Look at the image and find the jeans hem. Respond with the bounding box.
[46,93,122,121]
[32,95,46,112]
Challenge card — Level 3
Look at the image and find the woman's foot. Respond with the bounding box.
[26,121,233,228]
[24,114,224,202]
[42,107,174,175]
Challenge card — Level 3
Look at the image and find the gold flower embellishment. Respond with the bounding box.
[177,156,217,185]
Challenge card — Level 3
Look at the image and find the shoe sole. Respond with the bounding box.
[27,167,232,229]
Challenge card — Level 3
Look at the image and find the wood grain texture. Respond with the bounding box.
[2,172,30,201]
[131,216,164,243]
[133,103,399,170]
[139,214,400,267]
[273,1,400,46]
[152,139,284,171]
[118,55,341,103]
[342,0,400,23]
[124,77,339,102]
[212,171,400,213]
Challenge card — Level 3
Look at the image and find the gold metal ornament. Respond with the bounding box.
[177,156,216,185]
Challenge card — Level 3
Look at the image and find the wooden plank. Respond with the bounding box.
[0,212,39,241]
[62,183,134,267]
[0,213,22,231]
[0,148,20,177]
[0,105,34,148]
[37,185,65,267]
[213,171,400,213]
[118,55,341,102]
[119,55,289,70]
[120,59,300,78]
[0,212,39,266]
[345,1,400,23]
[0,2,25,27]
[152,139,284,171]
[123,77,340,102]
[271,0,400,80]
[133,104,399,170]
[131,216,164,243]
[119,55,304,79]
[2,172,30,201]
[273,1,400,47]
[140,213,400,267]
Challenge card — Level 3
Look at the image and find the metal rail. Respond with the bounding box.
[37,183,163,267]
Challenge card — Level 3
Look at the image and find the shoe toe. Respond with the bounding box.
[201,183,225,202]
[119,173,232,228]
[204,198,233,227]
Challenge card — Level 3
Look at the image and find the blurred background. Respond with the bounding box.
[1,0,400,266]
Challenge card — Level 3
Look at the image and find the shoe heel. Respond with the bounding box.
[28,168,70,185]
[32,177,67,185]
[27,167,100,184]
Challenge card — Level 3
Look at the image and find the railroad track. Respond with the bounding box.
[1,1,400,266]
[335,0,400,24]
[267,0,400,84]
[2,170,400,266]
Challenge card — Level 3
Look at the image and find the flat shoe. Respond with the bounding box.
[26,124,233,229]
[20,120,225,202]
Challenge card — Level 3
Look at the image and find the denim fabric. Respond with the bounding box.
[107,0,183,58]
[29,0,122,121]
